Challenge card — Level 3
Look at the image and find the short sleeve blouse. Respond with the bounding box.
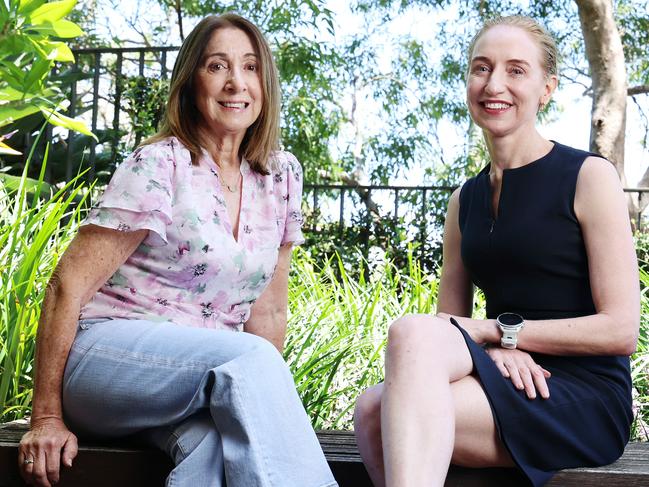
[79,137,305,330]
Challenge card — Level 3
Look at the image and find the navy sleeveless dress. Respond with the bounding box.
[455,142,633,486]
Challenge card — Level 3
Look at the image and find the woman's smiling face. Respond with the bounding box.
[194,27,263,139]
[466,24,557,139]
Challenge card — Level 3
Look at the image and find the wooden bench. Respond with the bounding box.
[1,420,648,486]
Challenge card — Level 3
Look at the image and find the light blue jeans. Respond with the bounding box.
[62,318,337,487]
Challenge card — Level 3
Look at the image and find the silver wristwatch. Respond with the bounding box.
[496,313,525,349]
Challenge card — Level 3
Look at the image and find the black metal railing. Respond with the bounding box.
[18,46,179,183]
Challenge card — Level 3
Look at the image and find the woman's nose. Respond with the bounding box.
[225,67,246,92]
[484,70,506,95]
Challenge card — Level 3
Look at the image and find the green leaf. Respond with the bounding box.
[23,35,49,59]
[0,86,56,102]
[42,40,74,62]
[39,106,97,139]
[22,58,52,93]
[18,0,47,15]
[0,102,41,128]
[0,35,34,64]
[0,1,9,21]
[26,0,76,25]
[0,87,26,102]
[28,19,83,38]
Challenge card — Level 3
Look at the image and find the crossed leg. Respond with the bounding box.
[354,314,514,487]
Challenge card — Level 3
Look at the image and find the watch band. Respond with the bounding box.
[500,331,519,349]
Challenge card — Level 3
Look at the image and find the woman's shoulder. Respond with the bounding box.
[549,141,607,168]
[577,155,620,189]
[269,150,302,172]
[268,150,303,183]
[136,136,192,164]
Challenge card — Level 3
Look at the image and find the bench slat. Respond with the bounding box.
[1,422,647,486]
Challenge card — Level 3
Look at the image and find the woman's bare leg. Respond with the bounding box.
[354,315,513,487]
[354,384,386,487]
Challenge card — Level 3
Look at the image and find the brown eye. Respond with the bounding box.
[207,63,225,73]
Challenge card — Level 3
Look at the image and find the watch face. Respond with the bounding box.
[498,313,524,327]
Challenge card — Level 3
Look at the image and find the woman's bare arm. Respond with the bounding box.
[20,225,146,487]
[244,244,293,352]
[449,157,640,356]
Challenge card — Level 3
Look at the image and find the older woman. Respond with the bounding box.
[354,15,639,487]
[19,13,337,487]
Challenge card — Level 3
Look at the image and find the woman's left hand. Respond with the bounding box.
[485,346,552,400]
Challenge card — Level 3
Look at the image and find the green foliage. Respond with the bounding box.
[285,248,439,429]
[302,186,453,275]
[0,0,94,155]
[0,144,89,421]
[121,75,169,146]
[636,231,649,273]
[617,0,649,86]
[632,267,649,440]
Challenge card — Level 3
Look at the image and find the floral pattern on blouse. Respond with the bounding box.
[80,137,304,330]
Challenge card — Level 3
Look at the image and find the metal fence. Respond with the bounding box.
[18,46,179,183]
[12,46,649,250]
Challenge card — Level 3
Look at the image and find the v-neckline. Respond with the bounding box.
[202,150,246,244]
[483,142,557,222]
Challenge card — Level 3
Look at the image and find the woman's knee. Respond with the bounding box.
[197,330,283,369]
[387,314,445,351]
[354,385,383,435]
[241,332,285,363]
[214,332,290,381]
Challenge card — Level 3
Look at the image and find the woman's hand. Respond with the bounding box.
[485,346,552,400]
[19,417,78,487]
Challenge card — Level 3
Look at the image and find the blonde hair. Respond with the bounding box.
[467,15,559,78]
[144,13,280,174]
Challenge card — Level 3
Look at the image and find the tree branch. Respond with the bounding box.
[628,85,649,96]
[174,0,184,42]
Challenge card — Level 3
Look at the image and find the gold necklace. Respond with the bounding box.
[219,170,241,193]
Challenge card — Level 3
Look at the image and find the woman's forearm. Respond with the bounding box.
[444,311,638,356]
[245,307,288,352]
[515,312,638,356]
[31,277,83,421]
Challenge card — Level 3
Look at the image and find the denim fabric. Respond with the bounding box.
[62,319,337,487]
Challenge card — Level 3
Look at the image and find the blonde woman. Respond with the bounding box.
[354,15,638,487]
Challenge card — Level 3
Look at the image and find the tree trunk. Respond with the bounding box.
[574,0,627,178]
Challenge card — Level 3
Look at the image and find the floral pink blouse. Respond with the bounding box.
[79,137,304,330]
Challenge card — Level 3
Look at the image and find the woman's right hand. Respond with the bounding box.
[485,346,552,400]
[19,417,78,487]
